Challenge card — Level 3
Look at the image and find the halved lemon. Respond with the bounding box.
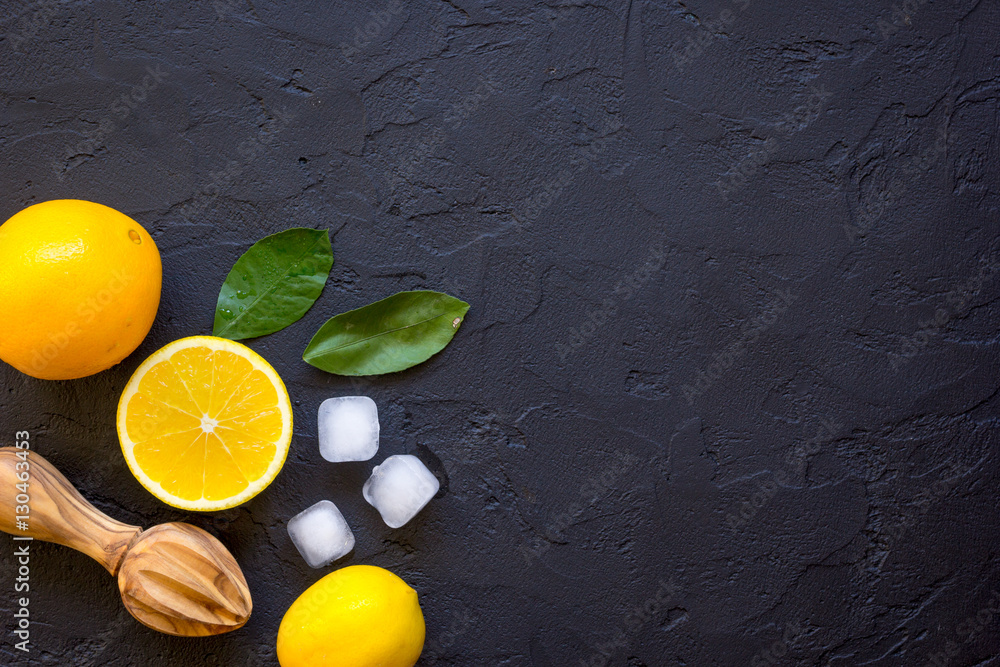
[117,336,293,511]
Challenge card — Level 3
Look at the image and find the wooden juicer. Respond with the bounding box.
[0,448,251,636]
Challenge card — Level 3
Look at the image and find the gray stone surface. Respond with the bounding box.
[0,0,998,665]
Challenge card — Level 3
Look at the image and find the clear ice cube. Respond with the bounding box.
[363,454,440,528]
[318,396,379,462]
[287,500,355,568]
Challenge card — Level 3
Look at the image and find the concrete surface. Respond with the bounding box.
[0,0,998,665]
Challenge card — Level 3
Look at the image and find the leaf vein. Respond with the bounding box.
[216,232,329,338]
[307,311,455,357]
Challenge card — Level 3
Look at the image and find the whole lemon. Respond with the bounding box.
[277,565,425,667]
[0,199,161,380]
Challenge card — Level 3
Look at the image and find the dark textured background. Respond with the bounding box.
[0,0,998,665]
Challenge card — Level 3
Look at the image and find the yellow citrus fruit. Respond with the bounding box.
[277,565,425,667]
[117,336,292,511]
[0,199,161,380]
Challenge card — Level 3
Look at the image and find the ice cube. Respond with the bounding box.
[363,454,440,528]
[318,396,379,462]
[287,500,355,568]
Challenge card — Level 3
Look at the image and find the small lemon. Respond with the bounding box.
[277,565,425,667]
[0,199,161,380]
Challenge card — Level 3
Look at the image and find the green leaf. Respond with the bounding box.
[213,228,333,340]
[302,290,470,375]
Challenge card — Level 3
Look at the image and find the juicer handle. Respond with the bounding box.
[0,447,142,575]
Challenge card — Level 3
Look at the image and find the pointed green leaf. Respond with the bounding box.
[303,290,470,375]
[213,228,333,340]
